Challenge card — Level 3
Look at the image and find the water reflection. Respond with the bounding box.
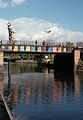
[74,73,80,96]
[3,63,83,120]
[52,80,62,104]
[0,73,10,120]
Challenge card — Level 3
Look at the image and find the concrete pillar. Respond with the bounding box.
[73,49,80,72]
[0,51,3,65]
[0,51,4,73]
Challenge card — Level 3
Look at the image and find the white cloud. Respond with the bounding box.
[0,0,8,8]
[11,0,26,7]
[0,19,9,42]
[0,17,83,43]
[0,0,27,8]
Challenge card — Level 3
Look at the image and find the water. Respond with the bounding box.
[2,63,83,120]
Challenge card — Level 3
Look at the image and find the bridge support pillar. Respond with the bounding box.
[73,49,80,72]
[0,51,4,73]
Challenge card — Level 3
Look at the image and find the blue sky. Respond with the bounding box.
[0,0,83,42]
[0,0,83,32]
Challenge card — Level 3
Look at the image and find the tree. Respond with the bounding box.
[66,41,75,48]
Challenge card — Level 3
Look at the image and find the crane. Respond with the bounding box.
[7,22,16,44]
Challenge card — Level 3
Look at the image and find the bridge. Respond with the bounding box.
[0,47,81,73]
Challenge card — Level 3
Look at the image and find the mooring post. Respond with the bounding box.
[73,49,81,72]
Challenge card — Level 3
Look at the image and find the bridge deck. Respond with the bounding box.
[4,50,72,55]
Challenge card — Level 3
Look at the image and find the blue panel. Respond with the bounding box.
[31,46,36,51]
[20,46,25,51]
[48,47,52,52]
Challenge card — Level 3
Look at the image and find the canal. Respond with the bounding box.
[0,62,83,120]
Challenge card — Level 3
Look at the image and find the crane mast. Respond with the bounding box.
[7,22,16,44]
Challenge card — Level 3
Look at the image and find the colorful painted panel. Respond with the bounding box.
[57,47,62,52]
[48,47,52,52]
[19,46,25,51]
[53,47,58,52]
[37,47,41,52]
[7,46,12,50]
[31,46,36,51]
[13,46,18,51]
[63,47,66,52]
[26,46,30,51]
[41,47,46,52]
[1,45,6,50]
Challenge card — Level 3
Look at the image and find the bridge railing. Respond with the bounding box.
[0,40,67,46]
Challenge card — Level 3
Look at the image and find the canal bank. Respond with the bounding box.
[0,100,10,120]
[0,92,15,120]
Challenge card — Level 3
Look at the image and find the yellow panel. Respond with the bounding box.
[37,47,41,52]
[26,46,30,51]
[63,47,66,52]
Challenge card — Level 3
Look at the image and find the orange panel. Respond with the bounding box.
[13,46,18,51]
[57,47,62,52]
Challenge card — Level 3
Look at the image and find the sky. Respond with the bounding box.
[0,0,83,42]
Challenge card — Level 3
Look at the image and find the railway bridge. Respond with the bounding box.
[0,49,81,73]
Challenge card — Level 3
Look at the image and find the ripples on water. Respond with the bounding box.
[1,63,83,120]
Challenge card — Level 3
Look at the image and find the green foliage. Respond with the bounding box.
[78,59,83,67]
[6,54,37,61]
